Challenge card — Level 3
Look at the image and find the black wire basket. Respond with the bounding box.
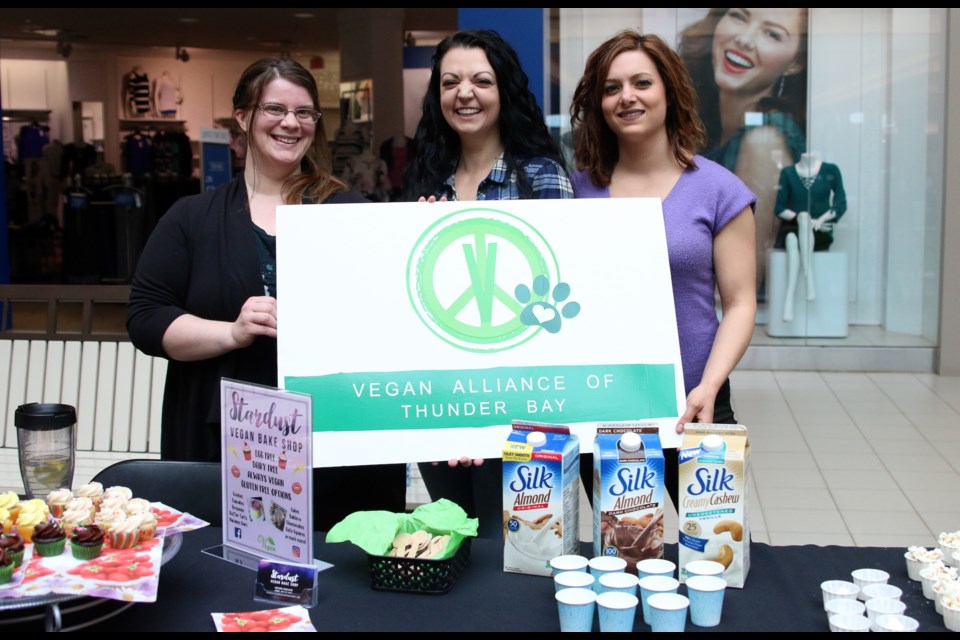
[366,537,471,595]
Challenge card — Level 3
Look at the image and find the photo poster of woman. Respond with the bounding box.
[672,8,810,305]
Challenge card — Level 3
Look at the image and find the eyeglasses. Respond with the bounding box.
[257,103,321,123]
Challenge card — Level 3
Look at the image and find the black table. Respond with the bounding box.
[7,528,953,631]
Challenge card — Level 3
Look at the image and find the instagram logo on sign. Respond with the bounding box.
[292,546,301,558]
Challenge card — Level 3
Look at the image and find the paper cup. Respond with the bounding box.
[638,574,680,625]
[821,579,860,610]
[874,614,919,632]
[824,597,866,619]
[685,575,727,627]
[865,598,906,630]
[551,554,589,575]
[943,604,960,632]
[598,571,638,596]
[683,559,726,580]
[596,591,639,632]
[647,592,689,633]
[588,556,627,592]
[556,587,596,632]
[829,613,872,632]
[851,568,889,601]
[636,558,676,580]
[555,570,595,593]
[860,583,902,602]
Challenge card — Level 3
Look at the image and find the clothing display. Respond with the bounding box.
[434,154,574,201]
[122,131,153,176]
[342,149,391,202]
[17,122,51,161]
[379,134,414,201]
[62,142,98,180]
[126,176,406,529]
[705,111,806,174]
[126,67,152,117]
[774,160,847,251]
[153,71,182,117]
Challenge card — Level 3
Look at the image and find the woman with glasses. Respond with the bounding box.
[128,57,406,530]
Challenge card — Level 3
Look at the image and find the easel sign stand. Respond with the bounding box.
[203,378,331,580]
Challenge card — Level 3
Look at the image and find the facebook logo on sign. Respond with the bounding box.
[234,527,242,539]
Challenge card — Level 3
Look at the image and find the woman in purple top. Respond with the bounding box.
[569,31,757,510]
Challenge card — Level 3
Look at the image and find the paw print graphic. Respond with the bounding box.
[515,275,580,334]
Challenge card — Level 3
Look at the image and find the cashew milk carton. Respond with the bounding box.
[678,424,750,588]
[593,422,665,574]
[503,420,580,576]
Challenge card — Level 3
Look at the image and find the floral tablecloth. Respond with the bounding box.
[0,502,208,603]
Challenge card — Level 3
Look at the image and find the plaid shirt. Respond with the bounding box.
[437,154,573,201]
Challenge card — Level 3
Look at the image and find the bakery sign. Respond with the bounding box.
[220,379,312,564]
[276,199,686,467]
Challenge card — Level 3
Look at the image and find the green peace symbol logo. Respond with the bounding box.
[407,208,559,353]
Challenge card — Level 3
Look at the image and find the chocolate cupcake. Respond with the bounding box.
[0,549,12,585]
[0,532,24,568]
[70,524,105,560]
[32,521,67,557]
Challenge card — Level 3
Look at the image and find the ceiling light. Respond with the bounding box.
[175,46,190,62]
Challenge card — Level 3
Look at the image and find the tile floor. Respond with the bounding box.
[582,370,960,548]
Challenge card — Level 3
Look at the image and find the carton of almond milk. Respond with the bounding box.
[502,420,580,576]
[677,424,750,588]
[593,422,665,574]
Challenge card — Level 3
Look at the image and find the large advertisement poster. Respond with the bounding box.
[675,8,810,303]
[276,199,687,467]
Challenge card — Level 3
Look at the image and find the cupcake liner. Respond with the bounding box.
[48,504,66,518]
[18,526,35,545]
[6,548,24,569]
[0,562,12,585]
[138,522,158,543]
[108,530,139,550]
[33,537,67,557]
[70,541,104,560]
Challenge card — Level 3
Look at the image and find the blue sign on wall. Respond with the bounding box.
[200,128,232,192]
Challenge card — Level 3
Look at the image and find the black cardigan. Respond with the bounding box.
[127,177,405,527]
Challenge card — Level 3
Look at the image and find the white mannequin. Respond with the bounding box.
[777,151,837,321]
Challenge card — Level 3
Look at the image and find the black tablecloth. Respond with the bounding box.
[11,528,955,631]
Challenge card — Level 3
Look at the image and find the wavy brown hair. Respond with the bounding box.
[570,31,706,188]
[233,57,345,203]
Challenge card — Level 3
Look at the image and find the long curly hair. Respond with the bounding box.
[677,8,809,154]
[570,31,706,188]
[233,57,345,204]
[402,29,565,201]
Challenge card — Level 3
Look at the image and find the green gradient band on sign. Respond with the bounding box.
[285,364,677,432]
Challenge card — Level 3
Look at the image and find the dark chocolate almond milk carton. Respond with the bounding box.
[593,422,665,574]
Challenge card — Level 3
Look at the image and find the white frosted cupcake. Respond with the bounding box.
[124,498,152,515]
[60,506,94,537]
[76,482,104,508]
[99,494,129,513]
[65,497,96,521]
[94,508,127,533]
[136,509,158,542]
[103,486,134,503]
[108,514,142,549]
[46,488,74,518]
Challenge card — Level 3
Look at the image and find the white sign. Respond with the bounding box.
[220,379,313,564]
[276,199,685,466]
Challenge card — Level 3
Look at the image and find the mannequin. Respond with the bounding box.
[774,151,847,321]
[153,71,182,118]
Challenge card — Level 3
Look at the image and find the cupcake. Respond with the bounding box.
[0,491,21,523]
[18,498,50,521]
[279,450,287,469]
[32,521,67,557]
[46,487,74,518]
[137,509,158,542]
[70,524,105,560]
[65,496,96,522]
[99,494,129,513]
[0,507,11,534]
[103,486,134,503]
[94,507,127,533]
[60,506,94,537]
[76,481,104,508]
[14,506,46,544]
[0,549,12,586]
[107,515,142,550]
[124,498,152,515]
[243,442,251,461]
[0,532,25,568]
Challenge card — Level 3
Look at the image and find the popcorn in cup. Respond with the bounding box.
[904,546,942,581]
[938,531,960,568]
[944,603,960,633]
[919,562,958,601]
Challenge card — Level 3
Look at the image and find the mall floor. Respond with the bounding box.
[576,370,960,548]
